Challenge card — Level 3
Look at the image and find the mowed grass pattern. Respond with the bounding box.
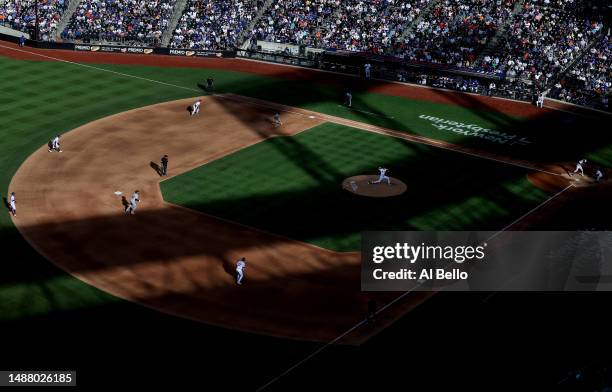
[161,123,550,251]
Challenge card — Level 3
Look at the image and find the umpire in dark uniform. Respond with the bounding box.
[161,155,169,176]
[206,77,214,92]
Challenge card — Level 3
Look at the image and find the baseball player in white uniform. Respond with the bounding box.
[273,113,282,128]
[573,159,587,176]
[595,169,604,182]
[344,90,352,107]
[236,257,246,285]
[126,190,140,215]
[9,192,16,217]
[49,135,62,152]
[371,167,391,185]
[190,99,202,116]
[364,63,372,79]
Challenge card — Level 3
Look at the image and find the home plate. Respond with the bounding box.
[114,191,123,196]
[308,115,316,119]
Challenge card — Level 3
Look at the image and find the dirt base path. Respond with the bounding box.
[9,95,435,343]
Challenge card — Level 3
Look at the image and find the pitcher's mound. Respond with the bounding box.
[342,175,407,197]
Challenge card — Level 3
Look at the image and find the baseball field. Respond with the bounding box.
[2,41,612,388]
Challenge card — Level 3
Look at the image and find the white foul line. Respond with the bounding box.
[486,183,574,242]
[0,43,201,93]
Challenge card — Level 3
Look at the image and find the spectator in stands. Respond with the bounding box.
[0,0,68,41]
[62,0,176,46]
[170,0,261,50]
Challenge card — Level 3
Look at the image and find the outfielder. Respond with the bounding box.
[364,62,372,79]
[273,112,282,128]
[9,192,16,217]
[126,190,140,215]
[370,167,391,185]
[573,159,587,176]
[236,257,246,285]
[190,99,202,116]
[344,90,352,107]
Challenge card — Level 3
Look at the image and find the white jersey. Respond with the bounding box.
[131,192,140,205]
[10,194,15,208]
[236,260,246,272]
[379,168,388,176]
[193,101,201,110]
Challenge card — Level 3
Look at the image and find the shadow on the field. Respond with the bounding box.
[121,196,129,211]
[2,196,9,212]
[427,87,607,163]
[222,259,236,281]
[150,161,161,176]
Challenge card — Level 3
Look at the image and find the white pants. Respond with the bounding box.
[127,202,138,214]
[574,165,584,175]
[373,175,390,184]
[236,269,244,284]
[10,201,16,215]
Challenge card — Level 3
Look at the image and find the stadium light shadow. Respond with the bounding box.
[200,65,610,169]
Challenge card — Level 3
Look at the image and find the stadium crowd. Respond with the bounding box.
[481,1,604,84]
[0,0,69,40]
[1,0,608,110]
[317,0,427,53]
[61,0,176,45]
[250,0,337,47]
[395,0,515,68]
[170,0,261,50]
[549,35,610,109]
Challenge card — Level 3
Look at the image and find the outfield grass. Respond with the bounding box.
[160,123,550,252]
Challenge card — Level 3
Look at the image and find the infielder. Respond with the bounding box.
[9,192,16,217]
[48,134,62,152]
[573,159,587,176]
[273,112,282,128]
[370,167,391,185]
[536,94,544,108]
[595,169,604,182]
[190,99,202,116]
[161,155,169,176]
[236,257,246,285]
[126,190,140,215]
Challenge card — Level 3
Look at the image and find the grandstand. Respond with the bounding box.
[0,0,609,110]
